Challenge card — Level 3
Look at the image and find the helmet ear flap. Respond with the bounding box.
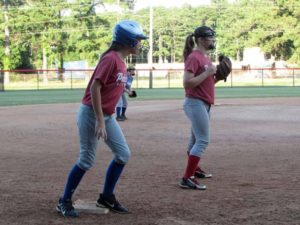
[113,20,148,47]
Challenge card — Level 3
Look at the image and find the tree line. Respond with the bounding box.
[0,0,299,70]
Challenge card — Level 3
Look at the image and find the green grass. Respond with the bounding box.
[0,89,85,106]
[0,87,300,107]
[215,86,300,98]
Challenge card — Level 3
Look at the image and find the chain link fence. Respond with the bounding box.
[0,68,300,91]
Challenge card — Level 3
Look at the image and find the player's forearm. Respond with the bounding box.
[90,80,105,123]
[183,71,210,88]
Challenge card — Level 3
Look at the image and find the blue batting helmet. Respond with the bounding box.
[113,20,148,48]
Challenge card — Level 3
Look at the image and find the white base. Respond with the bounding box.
[74,199,109,214]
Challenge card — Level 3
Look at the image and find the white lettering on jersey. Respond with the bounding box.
[116,72,127,86]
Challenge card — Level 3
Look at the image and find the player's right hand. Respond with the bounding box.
[95,120,107,140]
[205,65,217,76]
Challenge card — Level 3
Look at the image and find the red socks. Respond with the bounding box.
[183,155,200,179]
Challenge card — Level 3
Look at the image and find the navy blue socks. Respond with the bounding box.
[121,107,127,116]
[102,160,125,197]
[61,161,125,201]
[116,107,121,117]
[61,164,85,202]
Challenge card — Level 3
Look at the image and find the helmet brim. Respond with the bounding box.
[136,34,148,40]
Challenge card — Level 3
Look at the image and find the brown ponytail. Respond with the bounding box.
[183,34,195,61]
[100,42,124,60]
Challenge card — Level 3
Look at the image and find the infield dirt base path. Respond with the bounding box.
[0,98,299,225]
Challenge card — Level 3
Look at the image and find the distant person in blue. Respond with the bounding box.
[116,66,136,121]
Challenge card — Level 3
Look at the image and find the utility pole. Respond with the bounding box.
[215,5,221,62]
[117,0,120,22]
[3,0,10,84]
[58,9,65,81]
[148,4,153,89]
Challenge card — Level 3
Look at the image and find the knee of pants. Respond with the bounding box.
[187,143,194,151]
[114,149,131,164]
[195,139,209,150]
[77,154,96,171]
[190,140,209,155]
[77,161,94,171]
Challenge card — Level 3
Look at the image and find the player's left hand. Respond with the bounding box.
[215,55,232,82]
[95,120,107,140]
[128,90,137,98]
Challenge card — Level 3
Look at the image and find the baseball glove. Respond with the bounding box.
[128,90,137,98]
[215,55,232,82]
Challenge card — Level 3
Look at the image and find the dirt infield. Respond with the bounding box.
[0,98,299,225]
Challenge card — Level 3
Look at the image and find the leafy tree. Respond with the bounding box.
[1,0,300,69]
[66,0,113,66]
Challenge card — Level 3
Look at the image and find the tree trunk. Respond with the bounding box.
[42,48,48,85]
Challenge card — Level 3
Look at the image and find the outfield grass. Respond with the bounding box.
[0,87,300,107]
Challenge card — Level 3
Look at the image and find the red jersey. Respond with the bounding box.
[184,51,215,104]
[82,51,127,115]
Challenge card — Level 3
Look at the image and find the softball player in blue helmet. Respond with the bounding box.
[56,20,147,217]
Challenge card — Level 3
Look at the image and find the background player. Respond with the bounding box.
[116,66,136,121]
[56,20,148,217]
[179,26,217,190]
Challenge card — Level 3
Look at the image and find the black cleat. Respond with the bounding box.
[56,198,78,217]
[116,116,125,121]
[179,176,206,190]
[96,194,129,214]
[194,167,212,179]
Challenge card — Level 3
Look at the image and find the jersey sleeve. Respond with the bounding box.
[93,55,116,85]
[184,54,200,75]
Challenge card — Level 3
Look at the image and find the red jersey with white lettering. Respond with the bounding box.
[184,51,215,104]
[82,51,127,115]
